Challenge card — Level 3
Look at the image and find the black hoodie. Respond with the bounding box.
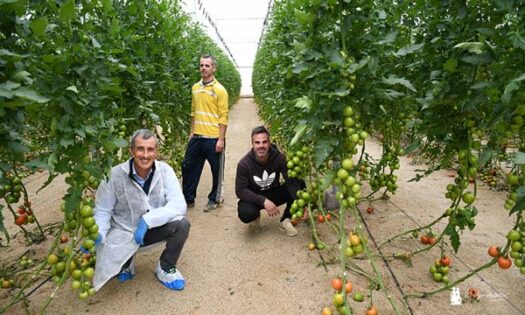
[235,144,301,207]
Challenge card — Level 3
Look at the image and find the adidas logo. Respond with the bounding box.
[253,170,276,190]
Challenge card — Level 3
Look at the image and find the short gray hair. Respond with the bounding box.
[201,54,217,67]
[130,129,158,149]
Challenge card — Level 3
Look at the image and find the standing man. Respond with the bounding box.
[92,129,190,291]
[182,54,229,212]
[235,126,303,237]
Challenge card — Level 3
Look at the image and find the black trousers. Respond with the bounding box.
[237,185,293,223]
[124,217,191,269]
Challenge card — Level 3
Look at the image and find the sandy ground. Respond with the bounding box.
[1,98,524,315]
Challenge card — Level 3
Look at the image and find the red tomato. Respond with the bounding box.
[344,281,352,294]
[440,256,451,267]
[331,278,343,291]
[497,256,512,269]
[15,214,27,226]
[487,246,499,258]
[366,306,378,315]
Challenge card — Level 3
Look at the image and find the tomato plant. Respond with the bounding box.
[0,0,240,312]
[254,0,525,312]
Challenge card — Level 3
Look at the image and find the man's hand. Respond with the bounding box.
[215,138,225,153]
[134,218,149,245]
[263,199,279,217]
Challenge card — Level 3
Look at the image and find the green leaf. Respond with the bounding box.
[294,96,312,110]
[510,194,525,216]
[101,0,113,12]
[0,0,23,4]
[349,56,370,73]
[315,139,335,167]
[320,170,335,191]
[382,75,416,92]
[443,58,458,73]
[30,17,48,37]
[13,87,50,103]
[478,149,494,166]
[103,138,127,152]
[513,151,525,165]
[453,42,484,55]
[379,104,387,115]
[48,153,58,173]
[449,228,460,253]
[404,140,421,155]
[59,0,76,23]
[460,54,492,65]
[7,141,27,153]
[377,32,397,45]
[292,62,308,74]
[294,9,315,26]
[13,71,32,84]
[290,124,307,147]
[508,31,525,50]
[326,48,344,66]
[66,85,78,94]
[0,86,14,98]
[393,43,424,57]
[0,49,26,58]
[60,138,74,148]
[502,73,525,103]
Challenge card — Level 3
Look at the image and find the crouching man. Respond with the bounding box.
[92,129,190,291]
[235,126,303,236]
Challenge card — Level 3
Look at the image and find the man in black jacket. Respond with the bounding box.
[235,126,302,236]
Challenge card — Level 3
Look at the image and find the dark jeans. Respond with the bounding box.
[181,137,225,204]
[237,185,293,223]
[124,218,191,269]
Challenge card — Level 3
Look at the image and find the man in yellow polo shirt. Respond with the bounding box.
[182,54,228,211]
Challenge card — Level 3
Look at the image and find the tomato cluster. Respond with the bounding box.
[332,104,367,208]
[507,226,525,274]
[429,256,451,284]
[290,189,315,222]
[286,145,311,179]
[344,231,364,258]
[0,176,23,205]
[15,202,35,226]
[420,233,437,246]
[326,276,358,315]
[48,198,99,299]
[0,278,15,289]
[504,171,523,211]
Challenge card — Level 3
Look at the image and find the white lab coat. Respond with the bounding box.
[92,159,186,291]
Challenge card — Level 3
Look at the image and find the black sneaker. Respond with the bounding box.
[187,201,195,208]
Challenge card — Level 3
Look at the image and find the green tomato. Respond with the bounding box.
[352,292,364,302]
[508,230,521,242]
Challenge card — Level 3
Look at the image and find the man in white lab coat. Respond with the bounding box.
[93,129,190,291]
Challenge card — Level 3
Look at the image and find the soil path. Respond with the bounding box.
[2,98,525,314]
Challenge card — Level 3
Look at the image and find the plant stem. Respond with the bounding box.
[350,205,403,315]
[378,215,445,249]
[404,259,497,298]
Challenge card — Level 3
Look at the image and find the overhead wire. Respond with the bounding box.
[257,0,274,51]
[195,0,239,68]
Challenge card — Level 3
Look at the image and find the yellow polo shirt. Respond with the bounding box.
[191,79,229,137]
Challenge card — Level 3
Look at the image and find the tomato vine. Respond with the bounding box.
[254,0,525,313]
[1,0,240,312]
